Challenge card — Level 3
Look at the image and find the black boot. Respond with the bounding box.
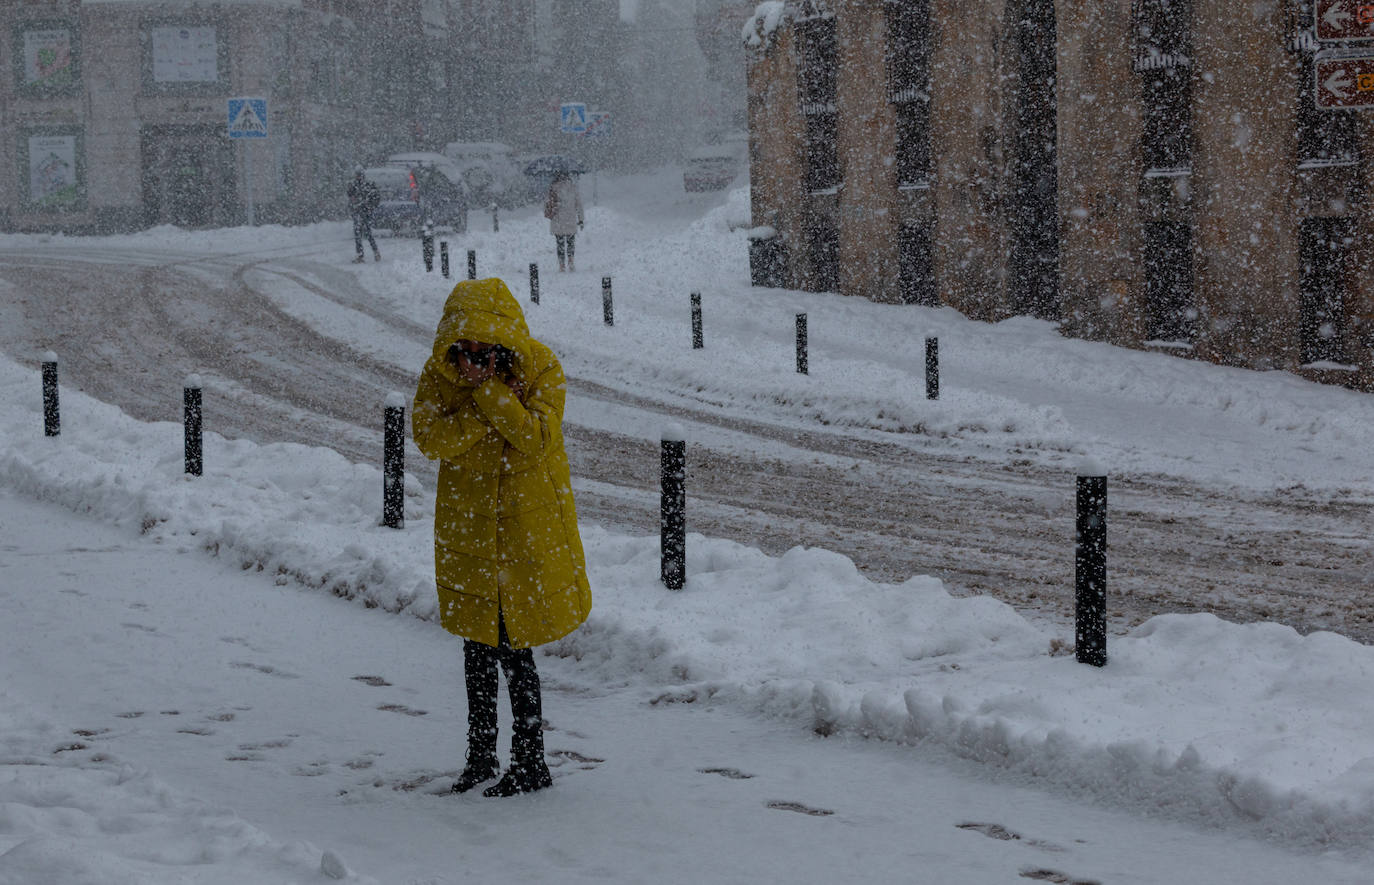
[483,645,552,798]
[455,639,501,794]
[451,752,501,793]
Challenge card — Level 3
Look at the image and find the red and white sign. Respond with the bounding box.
[1316,1,1374,41]
[1315,54,1374,108]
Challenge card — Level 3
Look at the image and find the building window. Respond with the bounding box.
[1299,217,1354,365]
[886,0,931,187]
[1134,0,1192,174]
[1135,0,1194,343]
[796,14,839,192]
[12,20,81,98]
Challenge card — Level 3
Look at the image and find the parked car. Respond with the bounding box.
[683,134,748,192]
[441,142,523,207]
[365,157,469,236]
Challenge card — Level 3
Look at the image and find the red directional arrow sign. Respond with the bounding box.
[1316,0,1374,41]
[1315,54,1374,108]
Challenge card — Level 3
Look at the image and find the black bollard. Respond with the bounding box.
[184,374,203,477]
[529,262,540,304]
[1075,465,1108,667]
[41,351,59,437]
[691,292,703,349]
[440,241,450,279]
[422,230,434,272]
[383,393,405,529]
[925,336,939,400]
[467,249,477,280]
[491,203,499,233]
[602,276,614,327]
[796,313,808,374]
[661,430,686,590]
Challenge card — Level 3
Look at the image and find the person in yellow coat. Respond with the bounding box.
[412,277,592,797]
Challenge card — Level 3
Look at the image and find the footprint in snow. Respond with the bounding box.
[352,675,392,687]
[699,767,754,780]
[766,800,834,817]
[1019,869,1101,885]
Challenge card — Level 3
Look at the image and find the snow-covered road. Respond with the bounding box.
[1,173,1371,640]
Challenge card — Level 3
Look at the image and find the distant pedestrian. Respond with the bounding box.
[412,277,593,797]
[348,166,381,263]
[543,170,584,272]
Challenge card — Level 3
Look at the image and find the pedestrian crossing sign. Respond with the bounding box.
[560,102,587,134]
[227,98,268,138]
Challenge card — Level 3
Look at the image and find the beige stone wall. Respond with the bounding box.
[929,0,1013,320]
[746,16,806,286]
[834,0,900,302]
[1191,0,1300,370]
[1054,0,1143,343]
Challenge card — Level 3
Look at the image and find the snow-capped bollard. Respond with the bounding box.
[602,276,614,327]
[796,313,808,374]
[383,392,405,529]
[529,262,540,304]
[925,335,939,400]
[691,292,703,349]
[661,425,686,590]
[491,202,499,233]
[422,229,434,273]
[467,249,477,280]
[184,374,203,477]
[41,351,59,437]
[440,240,450,279]
[1075,460,1108,667]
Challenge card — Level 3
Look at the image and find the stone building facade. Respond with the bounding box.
[744,0,1374,390]
[0,0,435,233]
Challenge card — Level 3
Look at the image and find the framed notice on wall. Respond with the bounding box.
[150,25,219,83]
[12,21,81,96]
[20,129,84,212]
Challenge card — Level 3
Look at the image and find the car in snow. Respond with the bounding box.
[682,133,749,192]
[440,142,524,207]
[365,156,469,236]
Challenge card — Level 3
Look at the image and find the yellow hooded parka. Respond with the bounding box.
[412,278,591,648]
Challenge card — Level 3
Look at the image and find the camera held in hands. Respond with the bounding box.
[448,343,514,376]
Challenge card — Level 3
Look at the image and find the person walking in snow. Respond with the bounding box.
[347,166,381,264]
[543,169,584,272]
[412,277,592,797]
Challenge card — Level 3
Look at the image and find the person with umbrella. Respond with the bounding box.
[543,165,584,272]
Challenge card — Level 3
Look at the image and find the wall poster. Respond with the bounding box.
[150,25,218,83]
[26,133,81,211]
[21,27,75,89]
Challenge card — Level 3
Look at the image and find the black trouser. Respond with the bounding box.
[463,616,543,765]
[353,213,378,257]
[555,234,575,266]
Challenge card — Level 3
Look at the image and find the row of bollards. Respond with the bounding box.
[422,238,477,282]
[39,356,411,531]
[36,336,1105,663]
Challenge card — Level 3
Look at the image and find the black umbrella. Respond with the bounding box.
[522,154,587,176]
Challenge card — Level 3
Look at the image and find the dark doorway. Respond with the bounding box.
[1009,0,1059,320]
[804,213,840,293]
[1299,217,1355,365]
[1143,218,1195,342]
[141,125,235,228]
[898,222,937,305]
